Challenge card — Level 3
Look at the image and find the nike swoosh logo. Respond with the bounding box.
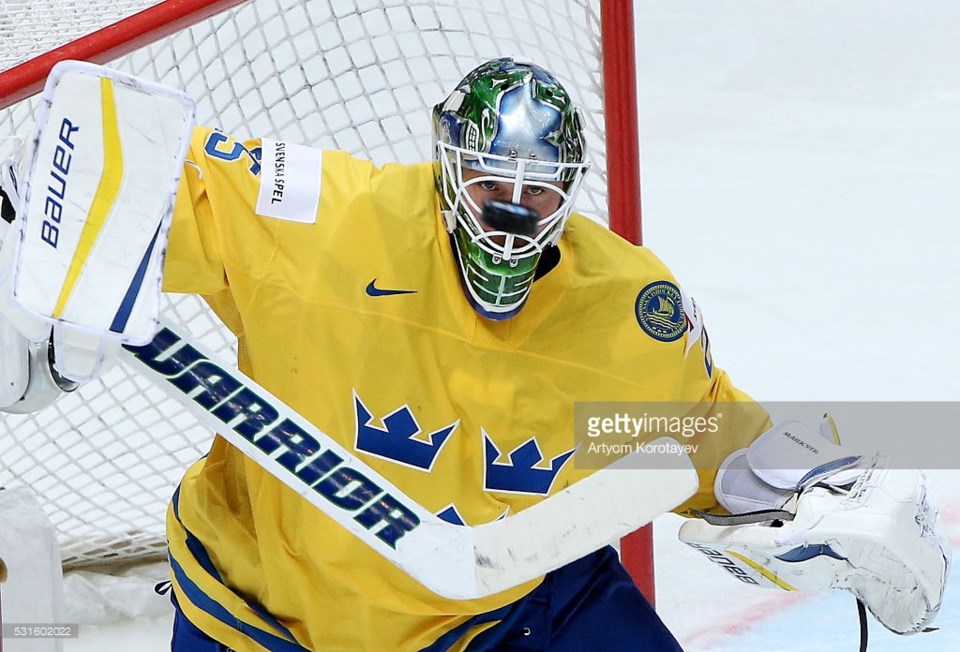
[365,279,417,297]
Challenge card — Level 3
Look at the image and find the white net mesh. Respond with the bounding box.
[0,0,611,568]
[0,0,160,69]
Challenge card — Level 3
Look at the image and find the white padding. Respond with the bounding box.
[746,420,864,489]
[714,449,793,514]
[0,202,49,344]
[51,323,120,383]
[714,419,868,514]
[1,338,68,414]
[0,313,29,407]
[683,461,951,634]
[0,486,65,652]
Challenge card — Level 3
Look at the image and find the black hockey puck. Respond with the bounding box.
[482,200,540,237]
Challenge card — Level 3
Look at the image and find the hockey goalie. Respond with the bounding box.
[0,60,950,651]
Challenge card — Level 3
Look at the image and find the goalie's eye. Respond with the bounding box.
[476,180,544,196]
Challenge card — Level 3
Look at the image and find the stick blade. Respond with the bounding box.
[453,439,698,599]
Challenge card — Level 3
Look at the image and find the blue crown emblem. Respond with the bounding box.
[436,503,509,526]
[354,391,458,471]
[435,504,466,525]
[483,431,575,495]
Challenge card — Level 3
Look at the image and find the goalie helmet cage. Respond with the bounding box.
[0,0,652,597]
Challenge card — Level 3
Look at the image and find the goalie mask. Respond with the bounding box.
[433,58,589,320]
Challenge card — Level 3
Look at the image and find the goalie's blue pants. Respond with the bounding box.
[170,546,684,651]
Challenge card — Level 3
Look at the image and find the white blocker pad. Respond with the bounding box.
[12,60,195,345]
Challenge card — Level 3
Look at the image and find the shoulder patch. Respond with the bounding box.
[255,138,322,224]
[635,280,686,342]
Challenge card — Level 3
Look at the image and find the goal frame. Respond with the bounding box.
[597,0,653,602]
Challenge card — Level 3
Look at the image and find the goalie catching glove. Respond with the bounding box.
[679,418,950,636]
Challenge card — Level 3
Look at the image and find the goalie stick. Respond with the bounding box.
[121,320,699,600]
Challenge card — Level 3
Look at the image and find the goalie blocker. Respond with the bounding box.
[1,60,194,410]
[10,60,195,348]
[679,419,951,637]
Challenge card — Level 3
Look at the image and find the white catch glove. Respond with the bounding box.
[679,419,951,636]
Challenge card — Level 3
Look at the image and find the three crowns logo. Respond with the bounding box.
[353,391,458,471]
[483,430,575,495]
[353,390,573,497]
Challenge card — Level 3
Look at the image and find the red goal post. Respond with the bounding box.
[0,0,653,600]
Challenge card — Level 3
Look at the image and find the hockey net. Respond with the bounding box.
[0,0,643,574]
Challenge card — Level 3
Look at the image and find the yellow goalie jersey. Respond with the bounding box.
[162,127,770,652]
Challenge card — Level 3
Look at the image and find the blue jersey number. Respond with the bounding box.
[204,131,261,175]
